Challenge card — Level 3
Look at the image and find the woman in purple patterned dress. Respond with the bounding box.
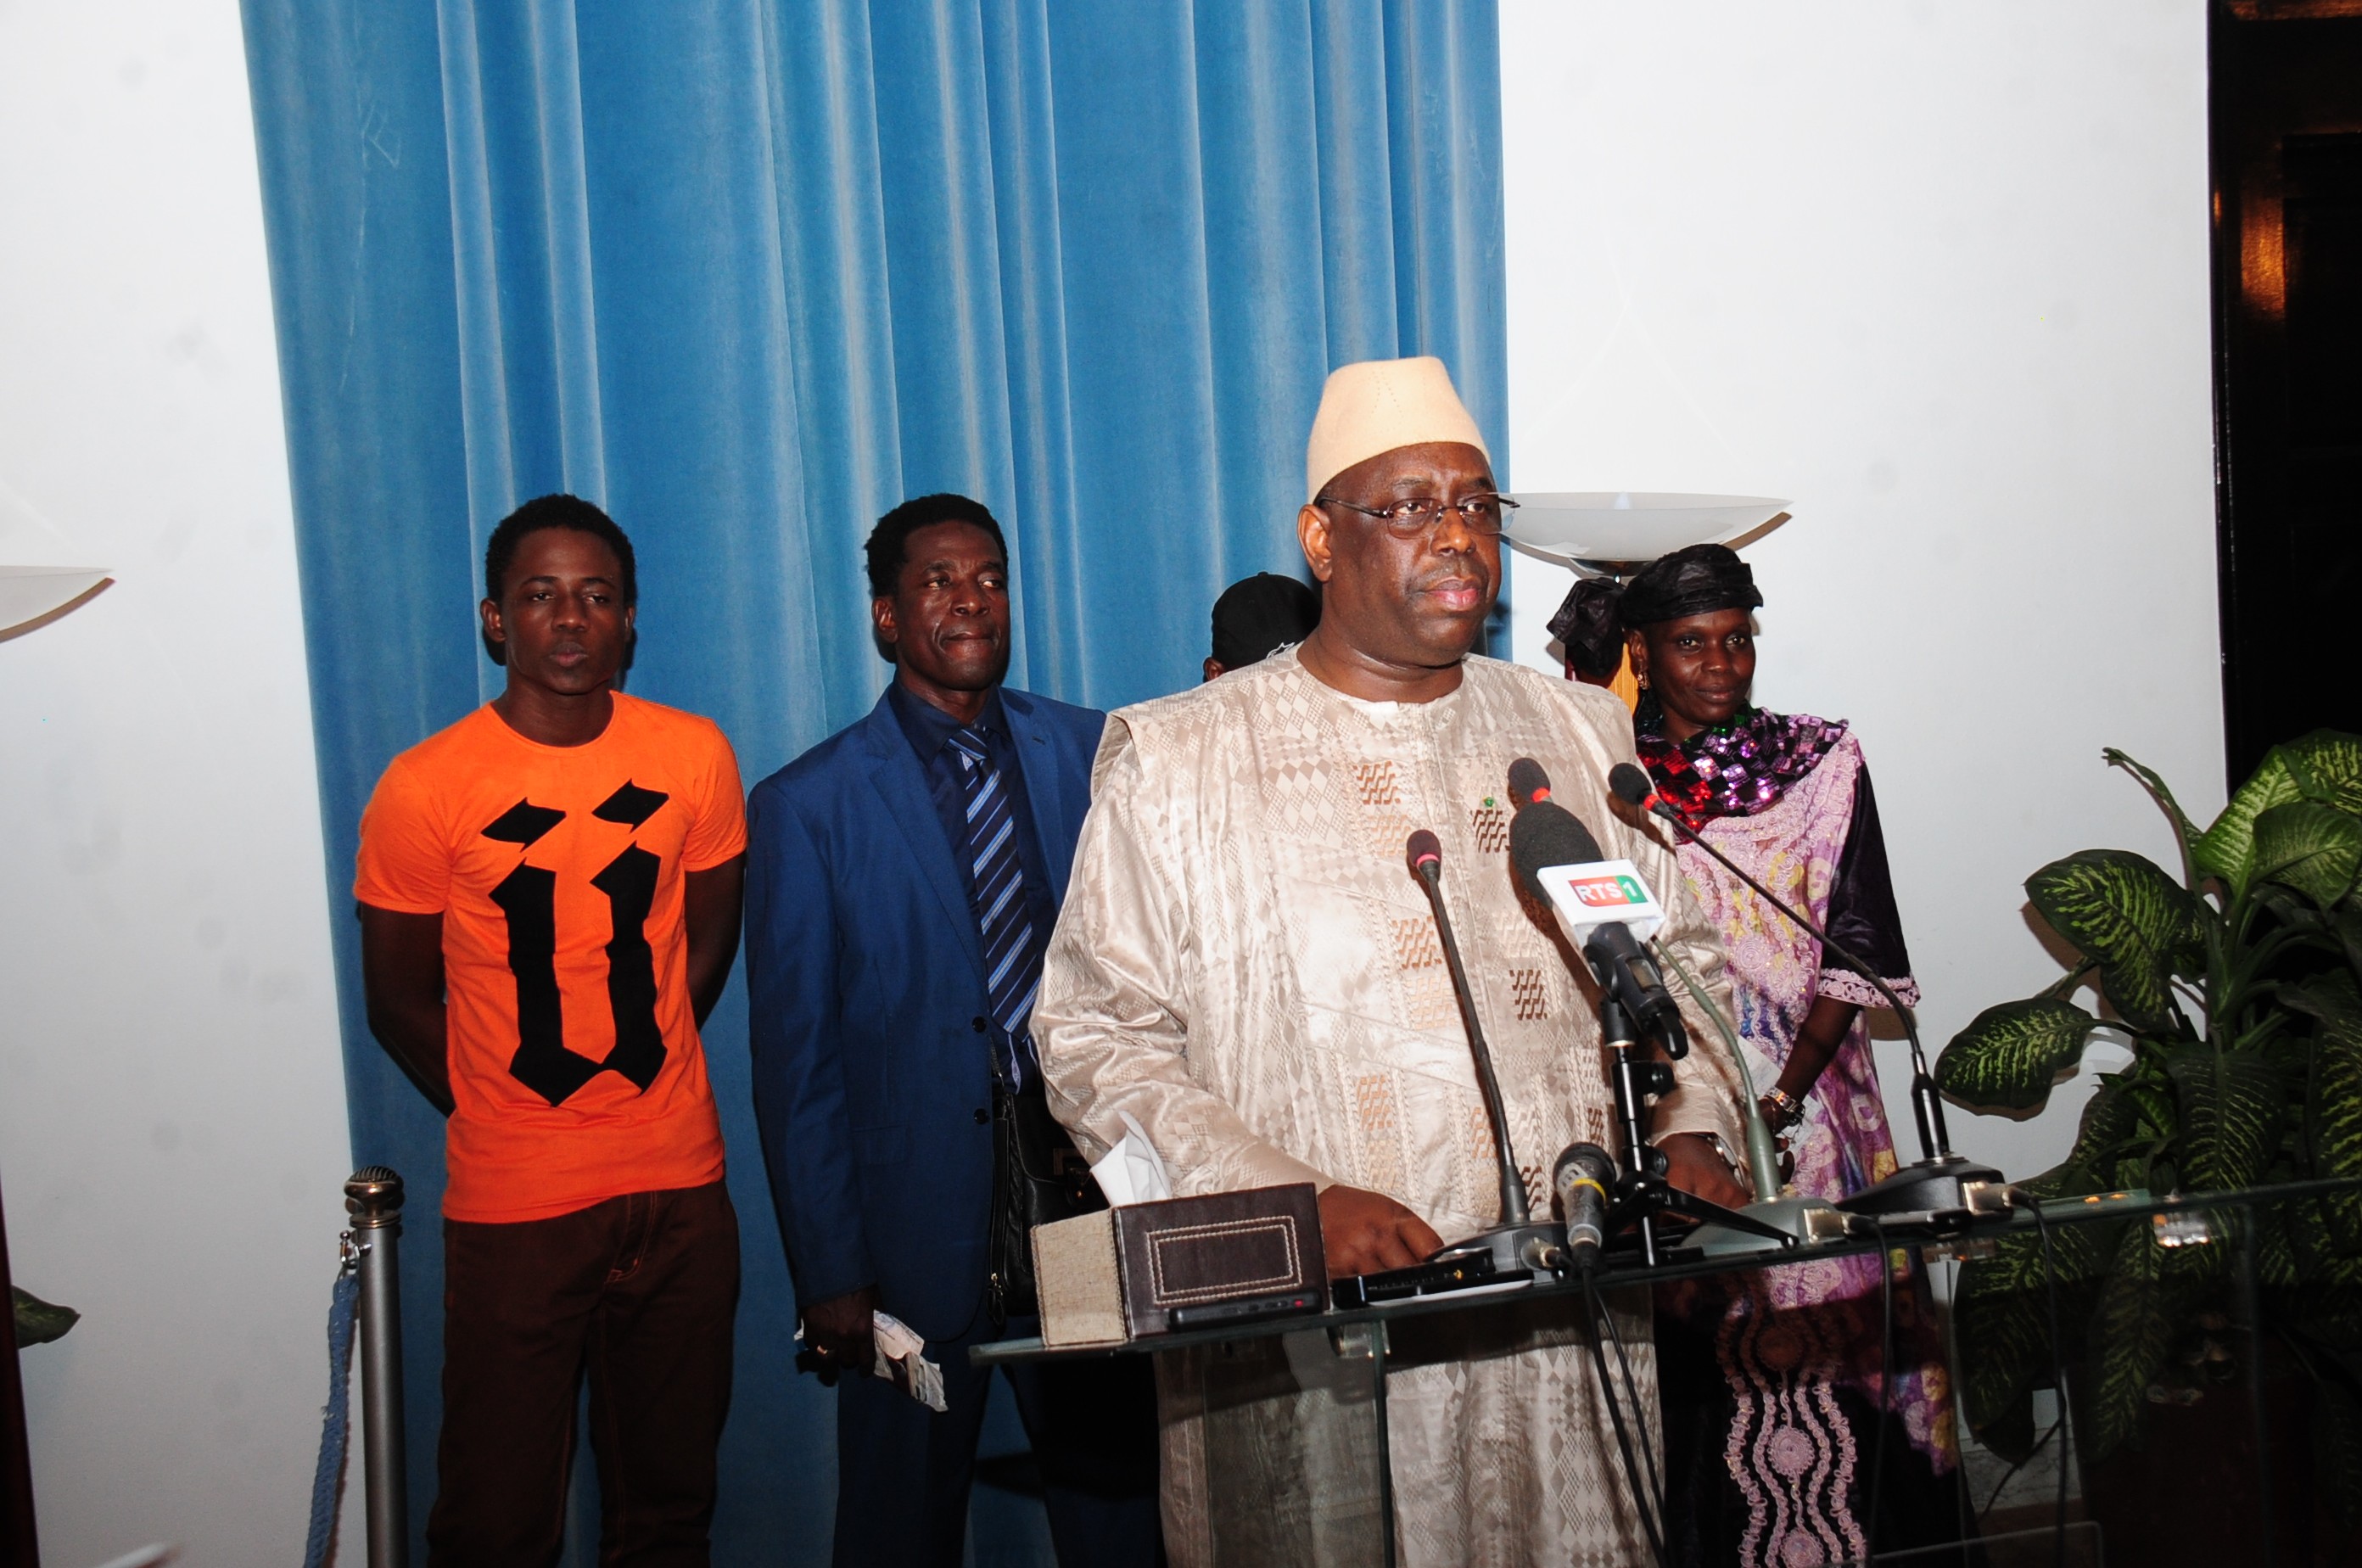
[1556,545,1968,1567]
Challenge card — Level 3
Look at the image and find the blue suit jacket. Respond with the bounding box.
[745,684,1105,1341]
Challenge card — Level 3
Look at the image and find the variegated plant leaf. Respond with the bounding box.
[2082,1222,2173,1462]
[2165,1047,2286,1192]
[11,1285,77,1347]
[2281,730,2362,816]
[1934,998,2096,1112]
[2252,801,2362,910]
[2256,1190,2362,1285]
[2056,1080,2147,1195]
[2293,972,2362,1195]
[2116,1075,2175,1126]
[2027,850,2205,1032]
[1956,1219,2111,1436]
[2104,748,2201,883]
[2197,748,2300,895]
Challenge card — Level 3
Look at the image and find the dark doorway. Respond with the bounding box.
[2212,2,2362,784]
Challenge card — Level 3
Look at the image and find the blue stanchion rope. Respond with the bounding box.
[302,1262,361,1568]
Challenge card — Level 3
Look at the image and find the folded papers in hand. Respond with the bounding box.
[870,1311,947,1411]
[793,1309,946,1411]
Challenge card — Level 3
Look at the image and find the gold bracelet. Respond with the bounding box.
[1761,1085,1805,1131]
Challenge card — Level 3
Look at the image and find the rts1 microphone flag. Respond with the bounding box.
[1505,761,1688,1057]
[1508,787,1669,945]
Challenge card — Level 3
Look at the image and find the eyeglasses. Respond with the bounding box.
[1314,491,1520,539]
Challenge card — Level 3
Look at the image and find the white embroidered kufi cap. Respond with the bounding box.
[1304,355,1491,502]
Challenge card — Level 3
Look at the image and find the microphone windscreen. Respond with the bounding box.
[1405,827,1443,875]
[1608,763,1654,809]
[1536,799,1606,862]
[1507,757,1553,809]
[1553,1140,1617,1185]
[1508,798,1604,900]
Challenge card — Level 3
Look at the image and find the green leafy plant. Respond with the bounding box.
[1936,731,2362,1515]
[10,1284,76,1347]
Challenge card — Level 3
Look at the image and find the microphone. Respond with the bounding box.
[1507,755,1553,809]
[1506,762,1688,1058]
[1606,762,2005,1214]
[1552,1142,1616,1271]
[1604,764,1653,811]
[1508,761,1873,1260]
[1404,829,1530,1230]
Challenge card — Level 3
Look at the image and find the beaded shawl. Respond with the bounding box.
[1632,698,1851,826]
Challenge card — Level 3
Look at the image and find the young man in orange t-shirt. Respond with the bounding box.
[356,495,747,1566]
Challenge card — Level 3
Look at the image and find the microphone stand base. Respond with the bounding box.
[1688,1196,1855,1257]
[1836,1154,2007,1217]
[1430,1221,1568,1276]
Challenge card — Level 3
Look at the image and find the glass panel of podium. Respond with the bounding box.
[974,1179,2362,1568]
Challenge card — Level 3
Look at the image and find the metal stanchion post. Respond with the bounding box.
[344,1168,409,1568]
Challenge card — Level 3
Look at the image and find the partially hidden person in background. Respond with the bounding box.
[1201,570,1318,681]
[1551,568,1645,708]
[744,493,1163,1567]
[1550,572,1626,686]
[355,494,748,1567]
[1564,543,1968,1567]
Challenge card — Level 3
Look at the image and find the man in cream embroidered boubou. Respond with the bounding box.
[1033,356,1752,1566]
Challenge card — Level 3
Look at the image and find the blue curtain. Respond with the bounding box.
[238,3,1505,1560]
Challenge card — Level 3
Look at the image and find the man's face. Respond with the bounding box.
[480,527,633,696]
[874,520,1012,697]
[1301,441,1499,672]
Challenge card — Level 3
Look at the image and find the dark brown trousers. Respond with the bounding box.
[427,1180,740,1568]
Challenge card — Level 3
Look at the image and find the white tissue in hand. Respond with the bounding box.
[1088,1111,1173,1206]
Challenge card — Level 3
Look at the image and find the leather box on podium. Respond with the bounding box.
[1032,1183,1326,1348]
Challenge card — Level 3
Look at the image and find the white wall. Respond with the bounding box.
[1499,1,2223,1182]
[0,4,354,1564]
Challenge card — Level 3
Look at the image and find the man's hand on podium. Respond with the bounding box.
[1660,1133,1750,1210]
[1318,1184,1445,1278]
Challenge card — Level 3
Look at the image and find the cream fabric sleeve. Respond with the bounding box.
[1035,721,1330,1197]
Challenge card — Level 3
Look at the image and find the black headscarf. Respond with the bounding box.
[1548,542,1762,675]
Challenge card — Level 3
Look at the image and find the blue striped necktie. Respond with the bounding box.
[948,725,1041,1087]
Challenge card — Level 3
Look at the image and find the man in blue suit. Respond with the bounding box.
[746,494,1162,1566]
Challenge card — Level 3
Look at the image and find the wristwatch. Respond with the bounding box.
[1760,1085,1805,1133]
